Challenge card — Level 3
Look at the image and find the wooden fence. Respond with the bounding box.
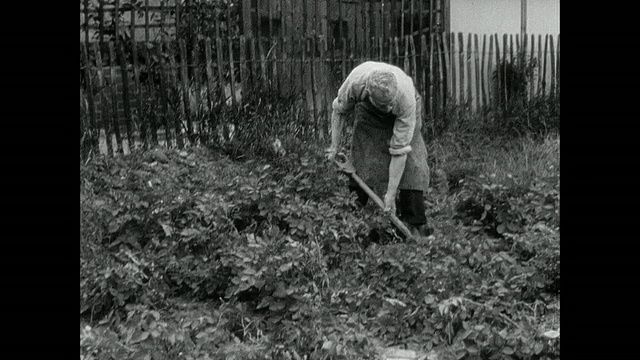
[80,31,559,158]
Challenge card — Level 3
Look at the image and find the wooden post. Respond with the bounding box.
[81,43,98,154]
[542,34,549,97]
[83,0,90,47]
[404,35,410,74]
[144,0,150,44]
[502,33,508,116]
[93,43,111,156]
[249,37,258,87]
[192,35,204,143]
[400,0,405,40]
[480,34,487,113]
[228,37,237,107]
[410,35,417,87]
[394,37,400,67]
[130,3,146,150]
[537,34,542,97]
[308,37,318,135]
[494,34,501,117]
[421,34,428,121]
[466,33,472,112]
[473,34,481,113]
[167,38,184,148]
[449,32,456,105]
[529,34,535,101]
[428,33,434,127]
[435,32,445,119]
[178,39,192,145]
[442,32,451,110]
[204,37,216,142]
[509,34,514,65]
[116,42,135,151]
[98,0,105,48]
[487,34,494,110]
[458,32,464,108]
[215,36,226,105]
[108,43,124,155]
[556,34,560,97]
[239,35,247,100]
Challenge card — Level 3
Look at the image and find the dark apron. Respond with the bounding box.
[350,95,430,197]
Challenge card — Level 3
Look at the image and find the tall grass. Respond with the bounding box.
[428,128,559,188]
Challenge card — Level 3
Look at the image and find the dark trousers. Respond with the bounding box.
[349,186,427,226]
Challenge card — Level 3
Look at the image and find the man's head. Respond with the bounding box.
[366,70,398,113]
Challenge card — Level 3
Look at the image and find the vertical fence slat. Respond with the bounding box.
[215,36,225,107]
[179,39,192,145]
[228,37,237,107]
[457,32,464,108]
[403,36,410,74]
[131,9,147,149]
[466,33,472,111]
[537,34,543,96]
[204,37,216,141]
[473,34,481,113]
[509,34,514,65]
[487,34,494,110]
[435,32,445,117]
[529,34,535,102]
[258,39,268,86]
[93,43,111,155]
[273,38,280,95]
[156,40,169,148]
[249,37,258,88]
[308,37,318,134]
[81,43,98,153]
[542,34,549,98]
[83,0,90,46]
[108,42,124,155]
[515,33,520,69]
[449,32,456,105]
[399,0,405,40]
[98,0,105,47]
[116,42,134,152]
[501,33,508,115]
[239,35,247,98]
[556,34,560,97]
[442,32,451,110]
[167,39,184,148]
[521,33,528,107]
[394,37,401,67]
[410,35,417,87]
[480,34,487,113]
[299,38,308,125]
[420,34,428,118]
[192,36,204,143]
[493,34,500,117]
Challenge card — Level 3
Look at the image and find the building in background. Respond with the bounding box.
[448,0,559,35]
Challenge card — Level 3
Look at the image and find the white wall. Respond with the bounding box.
[450,0,559,35]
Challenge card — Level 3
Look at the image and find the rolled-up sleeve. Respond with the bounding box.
[388,99,416,156]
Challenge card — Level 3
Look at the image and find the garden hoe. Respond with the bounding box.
[334,155,414,240]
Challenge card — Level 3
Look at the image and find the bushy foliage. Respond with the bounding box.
[81,144,559,360]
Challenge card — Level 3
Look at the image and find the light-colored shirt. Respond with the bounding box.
[332,61,417,155]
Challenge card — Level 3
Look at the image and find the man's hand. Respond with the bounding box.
[324,147,338,161]
[383,191,397,214]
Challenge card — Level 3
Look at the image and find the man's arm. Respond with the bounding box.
[327,77,362,159]
[327,109,346,158]
[383,98,417,212]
